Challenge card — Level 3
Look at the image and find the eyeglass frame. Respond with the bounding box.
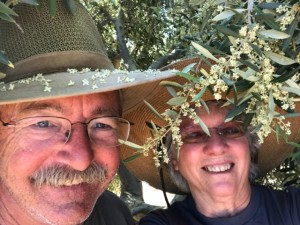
[180,121,246,144]
[0,115,131,148]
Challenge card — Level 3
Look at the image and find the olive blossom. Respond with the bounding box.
[140,0,299,169]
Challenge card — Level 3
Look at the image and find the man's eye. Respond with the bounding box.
[36,120,51,128]
[94,122,111,129]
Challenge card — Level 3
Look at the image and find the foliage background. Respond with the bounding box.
[0,0,299,191]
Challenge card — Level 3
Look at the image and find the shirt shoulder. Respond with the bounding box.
[85,190,134,225]
[139,195,193,225]
[252,184,300,224]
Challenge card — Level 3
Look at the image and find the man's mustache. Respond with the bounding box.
[30,163,107,187]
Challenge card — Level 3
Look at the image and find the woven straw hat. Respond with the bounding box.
[0,0,176,113]
[121,57,300,194]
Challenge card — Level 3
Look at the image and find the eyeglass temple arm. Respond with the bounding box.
[0,119,13,127]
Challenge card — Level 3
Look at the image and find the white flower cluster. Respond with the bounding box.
[142,1,300,167]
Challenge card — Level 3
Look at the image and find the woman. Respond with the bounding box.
[139,101,300,225]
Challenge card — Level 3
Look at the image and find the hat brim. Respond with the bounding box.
[121,58,300,194]
[0,69,177,113]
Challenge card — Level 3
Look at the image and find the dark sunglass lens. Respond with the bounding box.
[219,125,245,138]
[181,130,209,143]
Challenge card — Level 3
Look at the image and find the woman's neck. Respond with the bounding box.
[192,183,252,218]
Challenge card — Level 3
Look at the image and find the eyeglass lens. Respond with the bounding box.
[12,116,130,148]
[180,122,245,144]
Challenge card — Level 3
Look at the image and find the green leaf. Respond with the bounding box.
[258,29,290,39]
[264,51,296,65]
[285,78,300,89]
[122,153,142,163]
[144,100,164,121]
[166,86,177,97]
[160,80,183,89]
[243,112,255,129]
[163,109,178,121]
[228,36,237,47]
[65,0,77,14]
[235,68,259,82]
[274,112,300,118]
[0,2,18,16]
[225,101,248,122]
[288,142,300,149]
[192,86,207,102]
[48,0,57,16]
[182,63,196,73]
[268,91,275,121]
[0,72,6,80]
[211,9,246,21]
[176,72,199,82]
[215,25,240,38]
[221,75,235,85]
[276,125,288,143]
[234,79,253,92]
[0,51,14,68]
[123,140,143,150]
[20,0,39,5]
[0,12,16,22]
[201,44,227,56]
[251,92,261,101]
[280,87,300,96]
[194,114,210,136]
[167,96,186,106]
[211,10,236,21]
[238,60,260,72]
[249,43,263,57]
[191,42,219,62]
[145,121,159,130]
[200,99,209,113]
[254,10,280,30]
[258,3,280,9]
[160,81,183,97]
[282,16,298,51]
[272,66,300,83]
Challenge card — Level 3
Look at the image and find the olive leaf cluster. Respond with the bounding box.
[134,0,300,168]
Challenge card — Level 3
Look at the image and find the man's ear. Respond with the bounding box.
[172,159,179,171]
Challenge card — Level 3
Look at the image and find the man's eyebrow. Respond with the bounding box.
[19,102,63,114]
[91,106,120,117]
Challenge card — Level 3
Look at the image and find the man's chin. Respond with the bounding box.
[30,201,95,225]
[29,183,101,224]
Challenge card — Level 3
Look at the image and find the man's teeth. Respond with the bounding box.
[205,164,232,172]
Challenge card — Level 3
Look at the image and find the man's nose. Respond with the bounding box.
[58,124,95,171]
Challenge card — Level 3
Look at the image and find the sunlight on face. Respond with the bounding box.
[0,92,121,225]
[173,102,251,199]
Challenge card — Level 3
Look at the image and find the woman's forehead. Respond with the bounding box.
[192,101,231,115]
[180,102,231,126]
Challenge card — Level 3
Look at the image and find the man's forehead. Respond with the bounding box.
[1,92,120,117]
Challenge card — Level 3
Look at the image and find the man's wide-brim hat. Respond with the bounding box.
[0,0,175,113]
[121,57,300,194]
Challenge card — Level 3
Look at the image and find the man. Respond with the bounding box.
[0,1,175,224]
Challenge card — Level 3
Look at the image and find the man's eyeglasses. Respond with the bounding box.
[180,122,245,144]
[0,116,130,147]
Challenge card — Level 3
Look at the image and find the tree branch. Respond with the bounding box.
[115,8,137,71]
[149,49,186,70]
